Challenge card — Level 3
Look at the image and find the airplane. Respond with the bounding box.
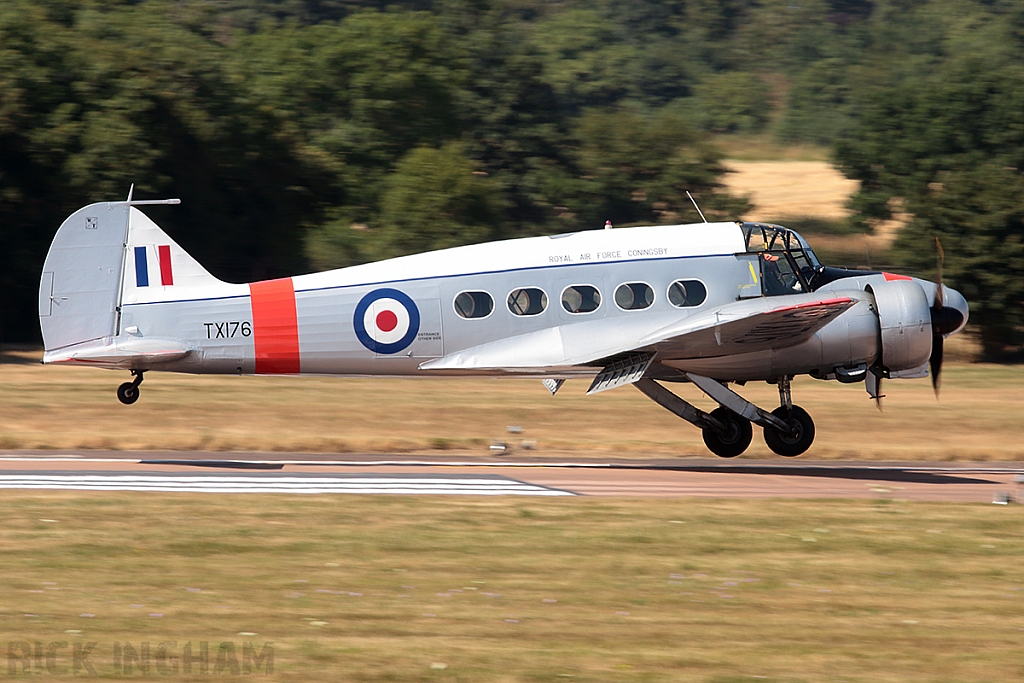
[38,190,969,458]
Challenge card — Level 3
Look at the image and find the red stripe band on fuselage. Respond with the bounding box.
[158,245,174,286]
[249,278,301,374]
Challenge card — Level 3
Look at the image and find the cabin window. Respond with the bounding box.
[454,291,494,319]
[507,288,548,316]
[614,282,654,310]
[561,285,602,314]
[668,280,707,308]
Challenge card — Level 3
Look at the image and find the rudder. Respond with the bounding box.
[39,202,130,352]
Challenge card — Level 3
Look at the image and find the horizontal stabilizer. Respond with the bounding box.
[586,352,655,395]
[42,337,195,370]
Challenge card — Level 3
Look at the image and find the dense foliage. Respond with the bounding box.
[1,0,1021,356]
[835,0,1024,357]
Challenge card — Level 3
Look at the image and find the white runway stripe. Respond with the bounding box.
[0,474,574,496]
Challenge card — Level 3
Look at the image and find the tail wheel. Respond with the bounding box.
[763,405,815,457]
[702,407,753,458]
[117,382,140,405]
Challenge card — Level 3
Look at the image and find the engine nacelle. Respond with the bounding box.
[868,280,932,372]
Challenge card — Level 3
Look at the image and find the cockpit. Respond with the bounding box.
[741,222,824,297]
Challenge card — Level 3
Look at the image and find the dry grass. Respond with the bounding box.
[722,161,859,222]
[1,350,1020,460]
[3,494,1024,682]
[720,159,915,270]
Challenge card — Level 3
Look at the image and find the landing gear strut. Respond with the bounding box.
[634,378,753,458]
[117,370,144,405]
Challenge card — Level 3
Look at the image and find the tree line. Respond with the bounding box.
[1,0,1021,357]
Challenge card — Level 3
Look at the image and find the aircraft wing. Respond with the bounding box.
[419,296,857,374]
[641,296,857,359]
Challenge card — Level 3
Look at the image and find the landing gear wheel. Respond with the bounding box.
[702,407,753,458]
[763,405,815,457]
[117,382,140,405]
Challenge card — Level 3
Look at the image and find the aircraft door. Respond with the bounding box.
[736,254,761,299]
[396,296,443,359]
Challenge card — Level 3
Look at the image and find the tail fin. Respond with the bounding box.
[39,197,221,353]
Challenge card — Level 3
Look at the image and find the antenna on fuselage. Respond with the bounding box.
[687,191,708,223]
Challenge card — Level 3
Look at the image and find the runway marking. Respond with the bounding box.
[0,473,574,496]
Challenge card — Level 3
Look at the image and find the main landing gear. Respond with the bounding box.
[116,370,145,405]
[635,375,816,458]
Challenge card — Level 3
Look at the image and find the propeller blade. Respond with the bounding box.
[928,237,960,398]
[930,331,943,397]
[866,368,884,411]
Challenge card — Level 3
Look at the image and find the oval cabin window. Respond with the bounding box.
[507,288,548,316]
[561,285,601,314]
[614,282,654,310]
[668,280,707,308]
[454,291,494,319]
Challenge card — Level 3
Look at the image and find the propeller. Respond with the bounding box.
[929,237,965,397]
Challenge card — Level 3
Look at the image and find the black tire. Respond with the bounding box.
[763,405,815,457]
[117,382,139,405]
[702,407,753,458]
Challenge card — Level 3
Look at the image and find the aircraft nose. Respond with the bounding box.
[934,285,969,336]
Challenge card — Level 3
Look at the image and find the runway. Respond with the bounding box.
[0,452,1021,501]
[0,472,573,495]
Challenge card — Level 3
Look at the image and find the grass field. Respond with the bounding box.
[721,161,859,222]
[720,158,901,270]
[1,350,1020,460]
[3,493,1024,682]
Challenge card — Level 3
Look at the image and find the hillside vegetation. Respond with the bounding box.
[2,0,1022,356]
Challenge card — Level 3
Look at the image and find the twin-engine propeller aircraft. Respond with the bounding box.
[39,190,968,457]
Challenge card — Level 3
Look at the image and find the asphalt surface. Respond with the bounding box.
[1,451,1021,501]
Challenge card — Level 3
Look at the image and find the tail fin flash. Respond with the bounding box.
[39,197,223,354]
[122,207,223,299]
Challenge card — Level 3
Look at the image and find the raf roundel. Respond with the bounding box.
[353,288,421,354]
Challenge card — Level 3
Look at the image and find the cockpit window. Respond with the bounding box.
[741,222,822,296]
[761,253,804,296]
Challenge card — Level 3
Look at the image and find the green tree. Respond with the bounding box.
[374,142,504,258]
[571,106,750,227]
[691,72,772,133]
[837,2,1024,357]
